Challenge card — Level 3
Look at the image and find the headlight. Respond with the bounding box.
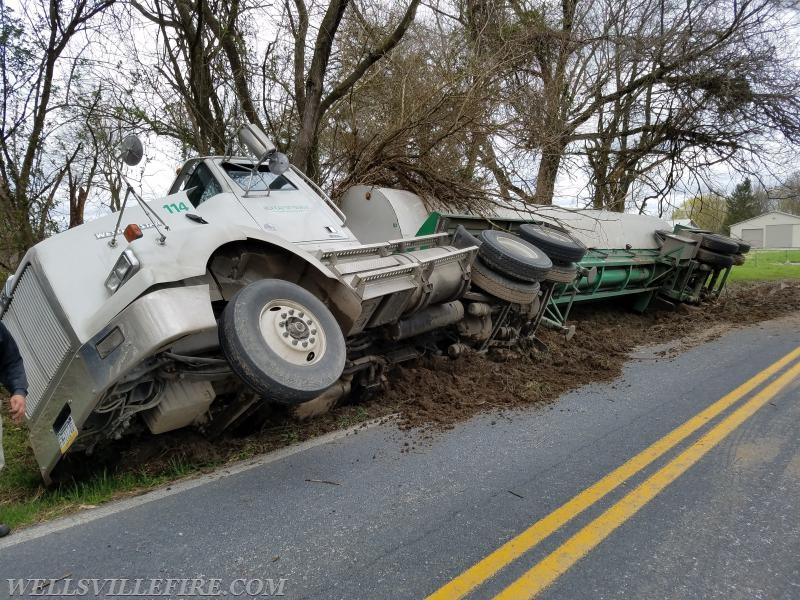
[105,249,140,294]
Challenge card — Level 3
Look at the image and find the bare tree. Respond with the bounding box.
[319,2,504,207]
[125,0,264,154]
[58,86,129,227]
[0,0,115,268]
[583,0,800,214]
[285,0,422,178]
[465,0,800,212]
[119,0,421,183]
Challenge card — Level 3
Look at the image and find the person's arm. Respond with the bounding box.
[0,322,28,422]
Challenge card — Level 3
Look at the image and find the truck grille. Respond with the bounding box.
[1,265,74,418]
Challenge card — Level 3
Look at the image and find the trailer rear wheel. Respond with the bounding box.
[699,234,739,255]
[545,262,579,283]
[477,230,552,282]
[220,279,346,404]
[519,224,587,263]
[471,259,541,304]
[695,248,735,268]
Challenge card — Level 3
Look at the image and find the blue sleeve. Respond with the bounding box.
[0,321,28,395]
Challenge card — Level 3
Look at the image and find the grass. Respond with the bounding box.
[0,409,199,528]
[728,249,800,282]
[337,406,370,428]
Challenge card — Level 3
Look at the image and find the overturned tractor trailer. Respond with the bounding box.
[341,186,750,337]
[1,127,746,482]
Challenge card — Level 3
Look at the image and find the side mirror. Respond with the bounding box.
[268,152,289,175]
[119,134,144,166]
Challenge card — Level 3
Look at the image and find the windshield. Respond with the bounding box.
[222,162,297,192]
[184,162,222,207]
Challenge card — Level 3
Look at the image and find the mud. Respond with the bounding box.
[43,281,800,482]
[384,280,800,430]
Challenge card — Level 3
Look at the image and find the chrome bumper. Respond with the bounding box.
[28,285,217,482]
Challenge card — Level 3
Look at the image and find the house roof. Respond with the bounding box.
[730,210,800,228]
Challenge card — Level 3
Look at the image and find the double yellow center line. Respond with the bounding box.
[427,346,800,600]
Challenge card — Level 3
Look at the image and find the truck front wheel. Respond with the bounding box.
[220,280,346,404]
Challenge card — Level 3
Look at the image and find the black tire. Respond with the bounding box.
[699,234,739,255]
[519,223,587,263]
[220,279,346,405]
[732,253,746,266]
[545,262,579,283]
[735,240,751,254]
[695,248,735,268]
[471,259,541,304]
[477,230,552,282]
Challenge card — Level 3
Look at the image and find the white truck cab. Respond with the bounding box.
[1,129,482,482]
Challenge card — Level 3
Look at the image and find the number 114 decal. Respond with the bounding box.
[163,202,189,214]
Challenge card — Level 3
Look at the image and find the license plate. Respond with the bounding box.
[56,415,78,454]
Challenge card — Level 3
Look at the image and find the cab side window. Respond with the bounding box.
[184,163,222,207]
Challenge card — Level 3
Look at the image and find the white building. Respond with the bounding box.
[729,211,800,248]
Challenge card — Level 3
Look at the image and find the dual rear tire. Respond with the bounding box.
[469,230,550,303]
[469,224,587,301]
[686,231,746,267]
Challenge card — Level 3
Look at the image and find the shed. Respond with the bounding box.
[729,211,800,248]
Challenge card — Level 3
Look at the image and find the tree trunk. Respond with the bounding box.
[291,0,349,175]
[292,92,325,176]
[290,0,420,178]
[533,141,566,205]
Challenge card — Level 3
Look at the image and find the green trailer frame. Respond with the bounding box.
[418,211,733,338]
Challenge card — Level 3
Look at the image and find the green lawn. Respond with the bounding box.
[0,407,198,528]
[728,249,800,282]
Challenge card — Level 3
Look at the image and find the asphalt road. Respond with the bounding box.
[1,315,798,600]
